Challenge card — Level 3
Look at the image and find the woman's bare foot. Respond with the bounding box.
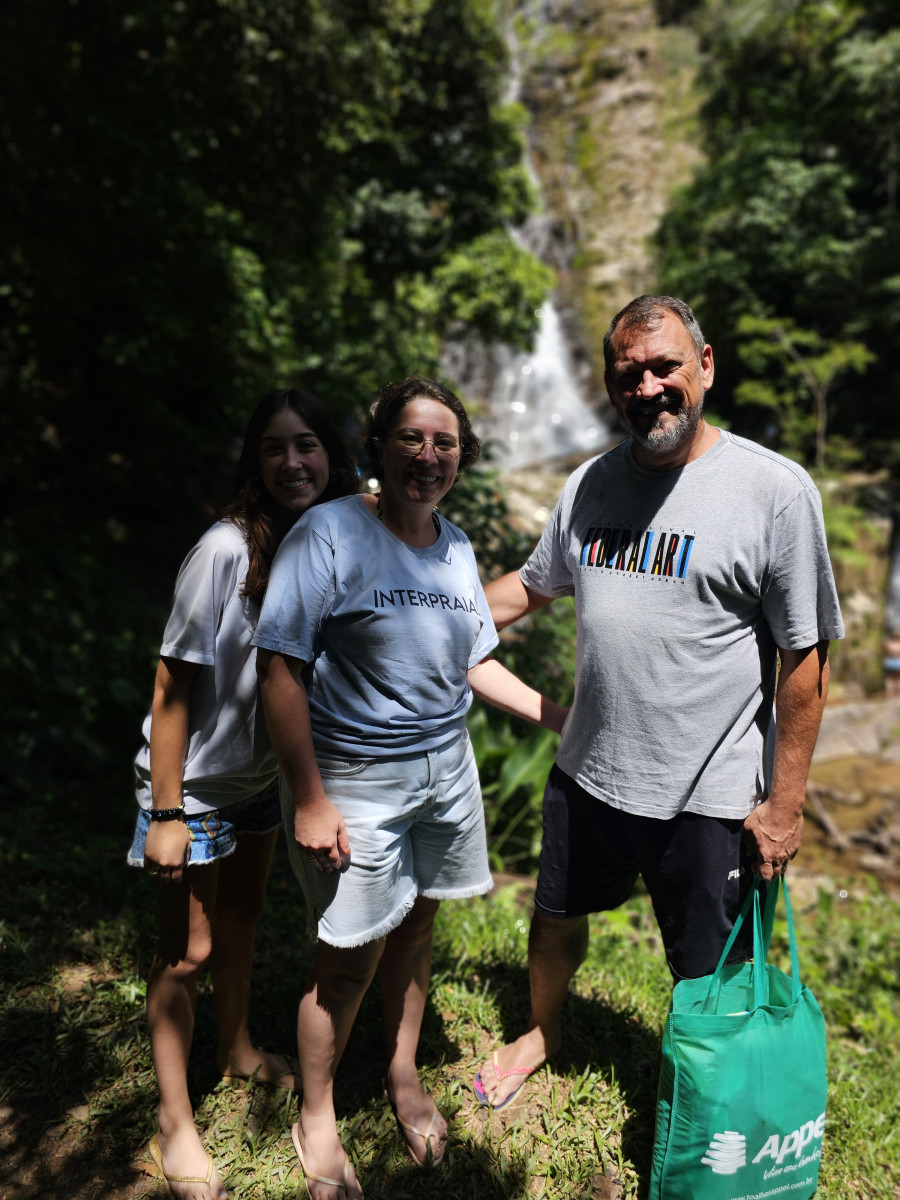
[219,1048,299,1089]
[474,1026,557,1108]
[152,1124,227,1200]
[292,1112,364,1200]
[384,1070,447,1167]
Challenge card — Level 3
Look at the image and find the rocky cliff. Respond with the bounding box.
[516,0,704,406]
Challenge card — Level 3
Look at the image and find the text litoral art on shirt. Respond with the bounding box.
[580,524,696,582]
[372,586,480,612]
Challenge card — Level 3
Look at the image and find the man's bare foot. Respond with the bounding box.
[474,1026,557,1108]
[151,1126,227,1200]
[219,1048,299,1090]
[292,1113,364,1200]
[384,1070,448,1167]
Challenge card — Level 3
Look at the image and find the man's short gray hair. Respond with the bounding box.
[603,295,707,372]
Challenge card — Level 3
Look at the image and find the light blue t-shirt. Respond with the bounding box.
[253,495,499,757]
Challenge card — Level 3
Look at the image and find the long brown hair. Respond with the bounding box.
[221,389,358,603]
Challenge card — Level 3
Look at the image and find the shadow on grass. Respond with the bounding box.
[0,814,659,1198]
[447,953,662,1190]
[0,825,310,1199]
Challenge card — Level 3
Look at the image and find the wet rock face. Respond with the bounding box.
[518,0,704,369]
[447,0,704,474]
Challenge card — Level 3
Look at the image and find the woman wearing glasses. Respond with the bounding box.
[254,377,567,1199]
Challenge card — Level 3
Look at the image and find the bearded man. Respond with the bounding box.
[474,295,843,1109]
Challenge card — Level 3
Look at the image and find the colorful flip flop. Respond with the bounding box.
[473,1050,537,1109]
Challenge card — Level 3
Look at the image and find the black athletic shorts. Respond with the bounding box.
[534,764,762,980]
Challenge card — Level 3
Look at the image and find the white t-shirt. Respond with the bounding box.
[133,520,278,814]
[521,432,844,820]
[253,495,499,757]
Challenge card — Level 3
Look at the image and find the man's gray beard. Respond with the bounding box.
[629,397,704,456]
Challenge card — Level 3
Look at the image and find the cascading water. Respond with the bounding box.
[444,18,614,472]
[473,295,607,470]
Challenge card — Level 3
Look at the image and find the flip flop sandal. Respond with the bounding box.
[473,1050,538,1109]
[383,1080,446,1166]
[291,1121,352,1197]
[221,1051,299,1090]
[149,1134,214,1196]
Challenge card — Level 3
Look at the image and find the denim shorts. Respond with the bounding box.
[282,731,492,948]
[127,777,281,868]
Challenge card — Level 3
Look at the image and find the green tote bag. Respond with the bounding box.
[649,877,826,1200]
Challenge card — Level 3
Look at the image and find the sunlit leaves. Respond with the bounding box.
[657,0,900,463]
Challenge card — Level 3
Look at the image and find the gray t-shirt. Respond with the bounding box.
[521,432,844,820]
[134,520,278,814]
[253,495,499,757]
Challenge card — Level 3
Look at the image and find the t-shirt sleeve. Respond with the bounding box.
[467,552,500,669]
[253,521,336,663]
[519,491,576,599]
[762,485,845,649]
[159,526,244,666]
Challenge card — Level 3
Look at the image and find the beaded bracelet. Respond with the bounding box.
[149,807,186,822]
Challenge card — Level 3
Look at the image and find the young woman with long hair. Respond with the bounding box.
[129,389,357,1200]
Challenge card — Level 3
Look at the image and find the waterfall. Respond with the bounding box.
[443,22,614,473]
[472,297,607,470]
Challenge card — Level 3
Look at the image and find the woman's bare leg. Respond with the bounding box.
[380,896,447,1165]
[210,829,294,1084]
[295,939,383,1199]
[148,866,228,1200]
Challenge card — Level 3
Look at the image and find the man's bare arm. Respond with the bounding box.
[744,641,829,880]
[485,571,554,629]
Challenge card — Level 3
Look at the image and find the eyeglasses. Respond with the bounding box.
[387,429,461,458]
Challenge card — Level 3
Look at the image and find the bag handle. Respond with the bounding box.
[702,875,801,1012]
[780,875,802,1003]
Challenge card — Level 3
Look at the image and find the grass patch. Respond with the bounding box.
[2,824,898,1199]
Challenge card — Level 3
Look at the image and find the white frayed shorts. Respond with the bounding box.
[281,730,492,948]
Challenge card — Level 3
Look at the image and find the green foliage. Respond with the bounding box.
[440,464,535,579]
[491,596,578,709]
[770,883,900,1197]
[3,798,898,1199]
[434,231,557,351]
[469,593,576,876]
[817,486,879,573]
[0,526,152,799]
[735,314,874,469]
[443,467,575,876]
[0,0,553,806]
[467,704,558,870]
[656,0,900,464]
